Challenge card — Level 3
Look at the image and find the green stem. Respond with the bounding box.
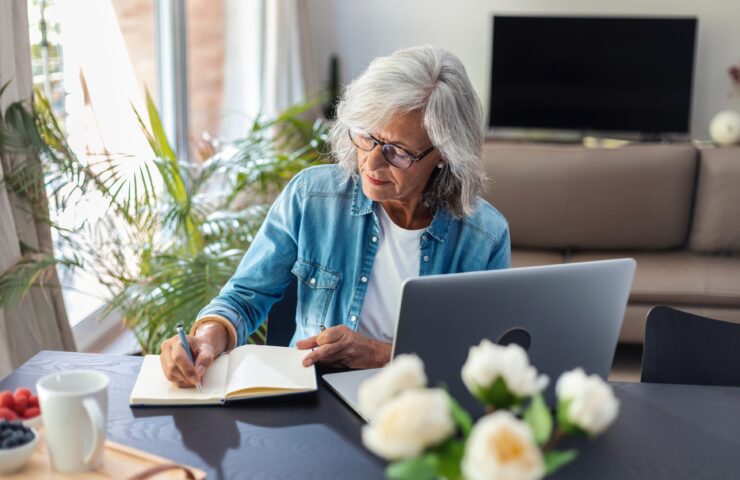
[544,428,566,452]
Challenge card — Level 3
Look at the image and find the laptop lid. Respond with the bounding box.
[391,258,636,415]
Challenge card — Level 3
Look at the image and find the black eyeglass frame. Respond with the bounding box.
[348,128,436,169]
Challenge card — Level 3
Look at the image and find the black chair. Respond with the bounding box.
[265,278,298,346]
[641,305,740,386]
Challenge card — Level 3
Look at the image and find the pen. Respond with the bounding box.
[176,323,202,392]
[312,324,327,352]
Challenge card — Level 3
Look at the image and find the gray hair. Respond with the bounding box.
[329,45,486,218]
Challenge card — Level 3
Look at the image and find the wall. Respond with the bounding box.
[308,0,740,138]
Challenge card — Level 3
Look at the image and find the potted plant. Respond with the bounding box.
[0,83,328,353]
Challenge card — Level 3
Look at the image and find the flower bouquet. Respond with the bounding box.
[359,340,619,480]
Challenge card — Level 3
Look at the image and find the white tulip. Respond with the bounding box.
[462,411,545,480]
[556,368,619,435]
[358,354,427,420]
[362,388,455,461]
[462,340,548,401]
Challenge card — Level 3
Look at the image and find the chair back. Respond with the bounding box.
[641,305,740,386]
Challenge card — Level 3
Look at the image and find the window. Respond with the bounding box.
[28,0,157,330]
[27,0,271,351]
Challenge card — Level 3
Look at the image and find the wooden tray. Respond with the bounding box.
[6,429,206,479]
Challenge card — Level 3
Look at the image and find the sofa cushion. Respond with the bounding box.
[689,147,740,253]
[511,249,564,268]
[571,252,740,307]
[482,143,697,250]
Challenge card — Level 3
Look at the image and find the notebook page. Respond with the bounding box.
[225,345,316,396]
[129,354,229,405]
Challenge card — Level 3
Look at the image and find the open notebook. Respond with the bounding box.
[129,344,317,406]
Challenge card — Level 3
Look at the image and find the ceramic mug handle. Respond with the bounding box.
[82,397,105,467]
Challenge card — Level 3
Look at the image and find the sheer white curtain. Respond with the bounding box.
[0,0,76,379]
[220,0,318,140]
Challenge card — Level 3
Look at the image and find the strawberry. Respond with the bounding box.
[14,387,32,399]
[14,396,28,416]
[28,396,39,408]
[23,407,40,419]
[0,391,14,411]
[0,407,18,421]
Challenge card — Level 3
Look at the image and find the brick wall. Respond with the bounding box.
[111,0,225,160]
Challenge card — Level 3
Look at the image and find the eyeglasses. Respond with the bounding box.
[348,127,436,169]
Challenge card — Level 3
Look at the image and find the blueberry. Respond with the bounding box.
[0,422,33,449]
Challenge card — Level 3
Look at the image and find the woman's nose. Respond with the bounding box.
[365,145,388,170]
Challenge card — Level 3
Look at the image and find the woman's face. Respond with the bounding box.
[356,109,442,207]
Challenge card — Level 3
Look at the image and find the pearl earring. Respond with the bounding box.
[437,163,445,169]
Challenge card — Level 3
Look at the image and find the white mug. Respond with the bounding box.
[36,370,109,473]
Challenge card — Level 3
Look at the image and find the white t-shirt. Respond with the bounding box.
[357,205,424,343]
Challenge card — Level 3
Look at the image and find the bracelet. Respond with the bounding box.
[190,316,237,352]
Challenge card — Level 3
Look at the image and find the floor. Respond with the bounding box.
[609,343,643,382]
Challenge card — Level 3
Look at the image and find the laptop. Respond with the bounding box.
[323,258,636,420]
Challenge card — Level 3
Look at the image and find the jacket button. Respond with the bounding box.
[423,256,430,262]
[309,278,316,285]
[371,236,378,243]
[350,315,357,322]
[361,276,368,283]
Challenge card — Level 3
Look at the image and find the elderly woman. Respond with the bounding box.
[160,46,510,387]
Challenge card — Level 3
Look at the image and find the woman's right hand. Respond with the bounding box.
[159,322,228,388]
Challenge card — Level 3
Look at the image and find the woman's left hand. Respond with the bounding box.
[296,326,392,369]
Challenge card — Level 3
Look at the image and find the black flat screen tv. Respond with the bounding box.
[489,16,697,135]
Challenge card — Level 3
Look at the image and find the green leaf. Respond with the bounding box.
[556,399,583,435]
[435,439,465,480]
[0,79,11,102]
[385,454,439,480]
[0,254,78,308]
[143,89,176,164]
[524,393,553,445]
[447,393,473,438]
[544,449,578,475]
[478,377,518,409]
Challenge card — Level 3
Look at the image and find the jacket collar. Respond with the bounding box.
[351,175,451,243]
[350,175,374,216]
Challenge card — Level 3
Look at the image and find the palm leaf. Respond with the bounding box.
[0,253,79,308]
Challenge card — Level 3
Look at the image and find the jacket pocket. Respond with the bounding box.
[291,258,340,327]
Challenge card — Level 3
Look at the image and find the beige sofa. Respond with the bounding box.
[481,142,740,343]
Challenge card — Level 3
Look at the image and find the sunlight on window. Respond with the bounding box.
[28,0,156,325]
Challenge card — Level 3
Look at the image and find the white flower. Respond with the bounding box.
[556,368,619,435]
[461,340,548,401]
[462,411,545,480]
[361,388,455,461]
[358,354,427,420]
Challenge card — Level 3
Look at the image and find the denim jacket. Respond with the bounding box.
[196,165,510,347]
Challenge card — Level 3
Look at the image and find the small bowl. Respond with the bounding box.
[22,415,42,429]
[0,428,38,474]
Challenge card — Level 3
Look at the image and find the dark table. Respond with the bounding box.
[2,351,740,479]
